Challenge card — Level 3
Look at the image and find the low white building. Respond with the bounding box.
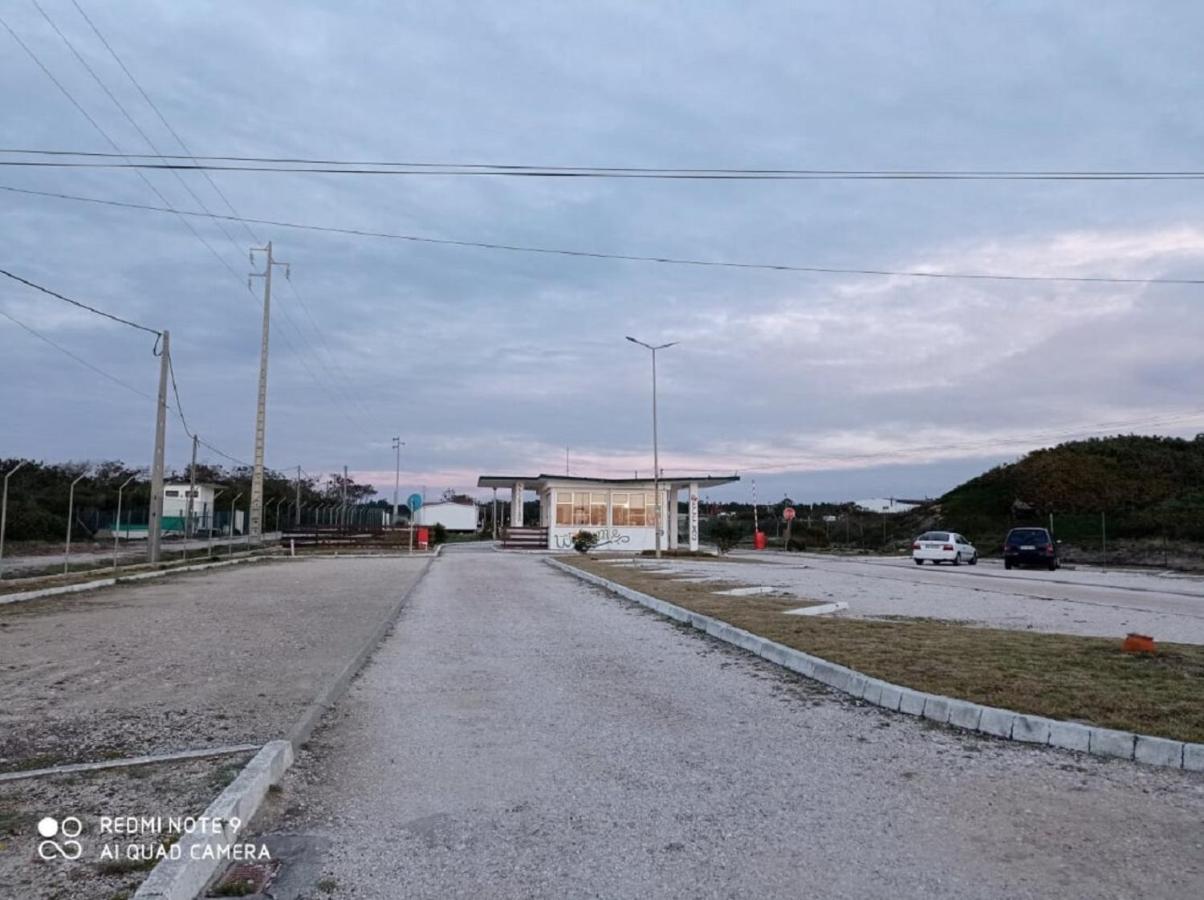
[477,473,740,552]
[412,500,478,532]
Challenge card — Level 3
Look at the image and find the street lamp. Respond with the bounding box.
[392,437,405,527]
[626,335,678,559]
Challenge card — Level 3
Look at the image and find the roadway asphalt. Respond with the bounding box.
[256,545,1204,899]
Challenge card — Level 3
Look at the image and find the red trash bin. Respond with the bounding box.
[754,530,767,550]
[417,527,429,550]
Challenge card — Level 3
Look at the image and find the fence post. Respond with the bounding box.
[230,492,243,557]
[209,490,224,559]
[0,460,28,579]
[64,472,86,575]
[114,475,136,572]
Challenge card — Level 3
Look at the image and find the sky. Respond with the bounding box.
[3,1,1204,503]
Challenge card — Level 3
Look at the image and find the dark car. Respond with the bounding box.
[1003,527,1058,570]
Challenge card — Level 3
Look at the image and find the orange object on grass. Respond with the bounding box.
[1122,633,1156,653]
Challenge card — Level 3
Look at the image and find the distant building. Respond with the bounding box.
[854,497,922,514]
[478,473,740,551]
[412,500,478,532]
[162,483,242,534]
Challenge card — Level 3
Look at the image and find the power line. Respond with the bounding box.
[0,304,157,401]
[2,12,375,434]
[4,148,1204,180]
[30,0,247,258]
[0,11,245,283]
[6,183,1204,288]
[67,0,261,243]
[0,267,161,334]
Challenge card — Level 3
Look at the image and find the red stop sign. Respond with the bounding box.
[783,507,796,521]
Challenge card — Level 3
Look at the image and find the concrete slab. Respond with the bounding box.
[946,699,983,731]
[1011,715,1052,745]
[1134,735,1183,768]
[897,687,927,716]
[876,683,904,712]
[977,707,1016,739]
[715,585,781,596]
[1184,743,1204,772]
[1089,728,1136,760]
[922,696,951,724]
[1048,721,1092,753]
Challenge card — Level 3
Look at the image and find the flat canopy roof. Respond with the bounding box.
[477,473,740,491]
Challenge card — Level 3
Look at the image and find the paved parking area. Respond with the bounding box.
[615,551,1204,642]
[255,546,1204,899]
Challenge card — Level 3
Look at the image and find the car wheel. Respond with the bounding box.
[1048,560,1058,571]
[914,558,923,566]
[969,553,978,566]
[952,553,961,566]
[1004,560,1013,570]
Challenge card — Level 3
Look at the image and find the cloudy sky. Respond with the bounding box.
[3,1,1203,502]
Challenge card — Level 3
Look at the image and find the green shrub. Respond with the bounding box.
[432,522,448,545]
[571,530,598,553]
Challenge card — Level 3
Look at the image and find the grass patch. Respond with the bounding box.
[563,556,1204,743]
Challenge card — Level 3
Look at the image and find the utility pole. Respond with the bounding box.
[295,465,302,527]
[342,464,348,530]
[248,242,289,538]
[186,433,198,540]
[148,329,170,564]
[565,447,570,476]
[392,437,403,526]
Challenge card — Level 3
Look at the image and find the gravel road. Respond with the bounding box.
[625,551,1204,642]
[256,545,1204,900]
[0,556,427,768]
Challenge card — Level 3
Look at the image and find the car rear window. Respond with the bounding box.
[1008,528,1049,544]
[917,532,949,541]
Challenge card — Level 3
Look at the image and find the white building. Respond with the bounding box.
[412,500,478,532]
[477,473,740,552]
[162,483,243,533]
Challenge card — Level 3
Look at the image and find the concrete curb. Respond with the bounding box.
[0,743,260,783]
[0,554,273,606]
[133,740,293,900]
[547,558,1204,773]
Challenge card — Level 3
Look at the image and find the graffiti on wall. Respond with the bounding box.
[553,528,633,550]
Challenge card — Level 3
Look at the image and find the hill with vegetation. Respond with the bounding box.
[935,434,1204,549]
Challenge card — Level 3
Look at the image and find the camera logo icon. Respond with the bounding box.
[37,816,83,860]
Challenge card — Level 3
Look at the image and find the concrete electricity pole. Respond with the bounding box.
[147,329,170,564]
[626,336,677,559]
[392,437,404,525]
[295,465,302,527]
[248,242,289,537]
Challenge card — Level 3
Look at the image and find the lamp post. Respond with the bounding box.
[626,336,677,559]
[65,472,87,574]
[0,460,28,578]
[392,437,404,527]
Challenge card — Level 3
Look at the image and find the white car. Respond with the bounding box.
[912,531,977,566]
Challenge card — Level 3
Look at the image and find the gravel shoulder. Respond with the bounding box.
[0,556,428,770]
[251,547,1204,900]
[0,753,252,900]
